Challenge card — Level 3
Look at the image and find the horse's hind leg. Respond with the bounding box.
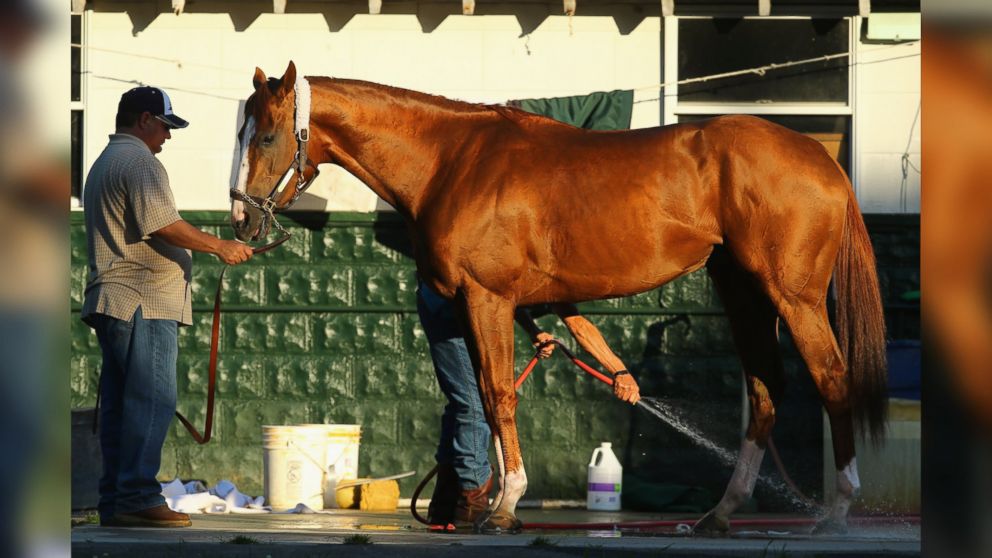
[693,250,786,536]
[777,301,859,534]
[454,286,527,533]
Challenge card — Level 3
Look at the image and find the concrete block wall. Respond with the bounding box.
[70,211,919,506]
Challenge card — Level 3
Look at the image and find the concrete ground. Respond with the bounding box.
[71,509,920,557]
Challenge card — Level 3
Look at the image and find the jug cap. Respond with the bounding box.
[600,442,612,448]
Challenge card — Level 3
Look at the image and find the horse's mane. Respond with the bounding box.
[307,76,562,127]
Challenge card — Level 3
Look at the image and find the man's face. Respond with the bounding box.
[137,112,172,154]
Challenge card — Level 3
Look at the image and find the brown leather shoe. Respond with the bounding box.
[113,504,191,528]
[455,474,493,524]
[427,464,459,525]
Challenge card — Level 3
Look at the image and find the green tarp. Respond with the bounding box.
[508,89,634,131]
[621,474,716,513]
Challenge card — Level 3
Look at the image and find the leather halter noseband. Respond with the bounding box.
[230,77,319,243]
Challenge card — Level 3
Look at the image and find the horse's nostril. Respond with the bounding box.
[232,215,251,240]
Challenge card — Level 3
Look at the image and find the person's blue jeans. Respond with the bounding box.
[416,283,491,490]
[91,306,178,520]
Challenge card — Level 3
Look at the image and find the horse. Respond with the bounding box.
[231,61,887,535]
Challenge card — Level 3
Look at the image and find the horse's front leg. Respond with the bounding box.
[454,287,525,533]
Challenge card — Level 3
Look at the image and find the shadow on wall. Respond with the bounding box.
[103,0,650,37]
[371,214,414,259]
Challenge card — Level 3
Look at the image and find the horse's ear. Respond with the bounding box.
[277,61,297,98]
[253,67,267,91]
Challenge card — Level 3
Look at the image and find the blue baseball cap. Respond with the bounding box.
[117,86,189,129]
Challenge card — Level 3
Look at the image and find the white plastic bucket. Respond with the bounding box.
[262,424,360,511]
[587,442,623,511]
[301,424,362,509]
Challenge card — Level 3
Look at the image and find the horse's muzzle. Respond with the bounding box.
[231,208,265,242]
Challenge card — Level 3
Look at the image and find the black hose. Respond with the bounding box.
[410,463,440,527]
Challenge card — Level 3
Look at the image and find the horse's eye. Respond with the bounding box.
[261,134,275,146]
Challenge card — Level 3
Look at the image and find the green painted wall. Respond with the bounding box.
[70,211,918,507]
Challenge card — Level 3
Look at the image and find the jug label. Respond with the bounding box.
[588,482,621,492]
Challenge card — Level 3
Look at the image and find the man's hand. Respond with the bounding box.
[613,371,640,405]
[153,220,254,265]
[533,332,556,359]
[214,240,253,265]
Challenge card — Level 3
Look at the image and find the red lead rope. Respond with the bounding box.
[174,235,290,444]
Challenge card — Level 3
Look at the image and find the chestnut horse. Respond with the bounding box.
[231,62,887,535]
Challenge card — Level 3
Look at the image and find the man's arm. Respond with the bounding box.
[514,307,556,358]
[152,220,253,265]
[552,303,640,404]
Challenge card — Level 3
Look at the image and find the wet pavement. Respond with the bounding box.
[71,508,921,557]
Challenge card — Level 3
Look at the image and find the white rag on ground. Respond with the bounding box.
[160,479,271,514]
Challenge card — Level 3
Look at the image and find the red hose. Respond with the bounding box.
[515,339,614,390]
[514,357,540,389]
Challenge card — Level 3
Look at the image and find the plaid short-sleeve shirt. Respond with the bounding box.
[81,134,192,326]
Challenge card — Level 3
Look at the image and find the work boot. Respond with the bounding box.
[455,474,493,524]
[112,504,191,528]
[427,463,459,525]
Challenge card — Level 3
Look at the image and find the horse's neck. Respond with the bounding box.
[311,82,479,219]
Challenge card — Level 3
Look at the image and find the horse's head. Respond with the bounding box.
[231,60,316,241]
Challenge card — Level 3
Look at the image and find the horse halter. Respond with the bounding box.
[230,76,319,240]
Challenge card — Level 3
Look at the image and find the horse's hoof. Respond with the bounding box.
[474,512,523,535]
[691,511,730,537]
[811,517,848,536]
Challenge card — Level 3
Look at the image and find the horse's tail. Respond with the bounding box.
[833,191,888,445]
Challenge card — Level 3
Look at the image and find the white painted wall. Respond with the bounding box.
[855,38,921,213]
[79,3,662,211]
[78,4,920,214]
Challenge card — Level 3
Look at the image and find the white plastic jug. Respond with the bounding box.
[587,442,623,511]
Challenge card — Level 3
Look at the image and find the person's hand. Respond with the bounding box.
[533,332,556,358]
[215,240,253,265]
[613,371,640,405]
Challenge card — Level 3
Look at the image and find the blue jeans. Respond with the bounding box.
[91,306,178,519]
[417,283,491,490]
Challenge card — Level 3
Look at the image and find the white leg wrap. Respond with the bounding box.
[490,434,527,516]
[828,457,861,522]
[839,458,861,496]
[715,439,765,517]
[495,469,528,516]
[492,435,505,503]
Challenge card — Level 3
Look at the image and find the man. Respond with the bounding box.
[417,282,640,526]
[82,86,253,528]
